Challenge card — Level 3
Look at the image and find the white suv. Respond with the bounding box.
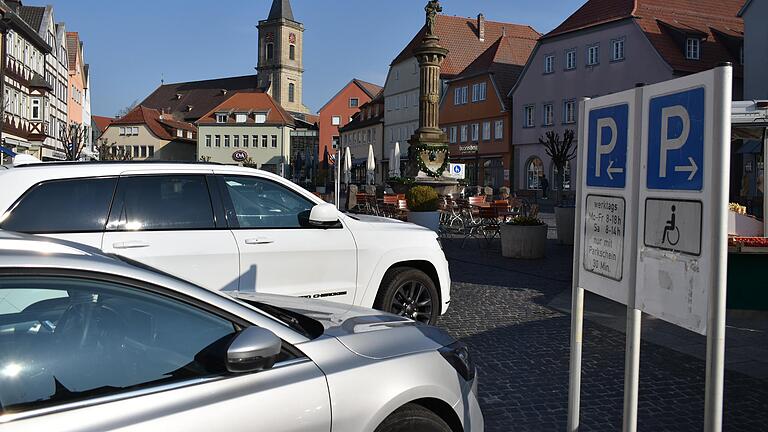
[0,162,450,324]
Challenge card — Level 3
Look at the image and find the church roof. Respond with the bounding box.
[268,0,295,22]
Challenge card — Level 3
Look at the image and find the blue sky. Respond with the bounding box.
[51,0,584,117]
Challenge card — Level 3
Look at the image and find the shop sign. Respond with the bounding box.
[233,150,249,162]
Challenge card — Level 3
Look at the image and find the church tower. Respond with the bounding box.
[257,0,308,114]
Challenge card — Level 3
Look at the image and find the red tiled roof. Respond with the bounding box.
[392,14,540,77]
[197,92,295,126]
[65,32,79,72]
[545,0,636,38]
[354,79,384,98]
[634,0,744,75]
[111,106,196,141]
[92,115,115,134]
[455,35,530,110]
[543,0,744,76]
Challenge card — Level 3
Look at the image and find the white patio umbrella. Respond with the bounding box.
[391,141,401,178]
[366,144,376,185]
[344,147,352,184]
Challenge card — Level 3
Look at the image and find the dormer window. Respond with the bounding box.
[235,113,247,123]
[685,38,700,60]
[175,93,182,100]
[254,113,267,124]
[216,113,228,123]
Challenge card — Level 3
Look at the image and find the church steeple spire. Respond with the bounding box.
[267,0,295,22]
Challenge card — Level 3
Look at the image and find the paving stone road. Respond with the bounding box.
[436,238,768,432]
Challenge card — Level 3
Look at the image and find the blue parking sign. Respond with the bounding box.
[586,104,629,188]
[647,88,705,191]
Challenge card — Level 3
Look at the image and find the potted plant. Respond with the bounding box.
[500,216,548,259]
[540,129,577,245]
[406,185,440,232]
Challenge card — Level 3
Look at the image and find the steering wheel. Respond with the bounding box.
[56,302,128,351]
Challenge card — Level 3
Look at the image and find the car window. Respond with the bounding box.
[0,177,116,234]
[0,276,237,415]
[107,175,215,231]
[222,176,314,228]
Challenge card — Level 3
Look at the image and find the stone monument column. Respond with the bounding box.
[407,0,452,180]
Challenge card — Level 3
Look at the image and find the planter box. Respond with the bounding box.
[408,211,440,232]
[500,223,548,259]
[555,206,575,245]
[728,211,763,237]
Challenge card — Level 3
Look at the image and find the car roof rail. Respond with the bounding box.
[11,160,228,169]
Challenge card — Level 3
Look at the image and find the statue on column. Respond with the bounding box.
[425,0,442,36]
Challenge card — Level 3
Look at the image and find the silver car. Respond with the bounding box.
[0,232,483,432]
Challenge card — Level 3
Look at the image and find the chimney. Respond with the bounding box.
[478,13,485,42]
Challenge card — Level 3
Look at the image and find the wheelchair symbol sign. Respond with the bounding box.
[644,199,702,256]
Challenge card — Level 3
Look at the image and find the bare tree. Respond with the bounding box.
[539,129,577,205]
[95,138,133,161]
[116,99,139,118]
[59,123,90,161]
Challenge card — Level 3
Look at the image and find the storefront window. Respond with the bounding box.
[483,159,504,189]
[526,157,544,190]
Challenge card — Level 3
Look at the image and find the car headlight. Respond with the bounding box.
[439,341,475,381]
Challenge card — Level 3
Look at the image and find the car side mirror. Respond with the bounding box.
[308,203,341,228]
[226,326,282,373]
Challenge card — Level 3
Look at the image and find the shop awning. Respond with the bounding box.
[0,146,16,157]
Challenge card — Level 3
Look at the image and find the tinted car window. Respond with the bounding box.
[222,176,314,228]
[0,276,237,414]
[107,175,215,231]
[1,177,116,233]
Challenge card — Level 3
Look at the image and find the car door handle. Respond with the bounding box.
[244,237,274,245]
[112,241,150,250]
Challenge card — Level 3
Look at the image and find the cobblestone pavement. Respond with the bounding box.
[436,238,768,432]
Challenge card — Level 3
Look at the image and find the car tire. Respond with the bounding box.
[374,403,453,432]
[375,268,439,325]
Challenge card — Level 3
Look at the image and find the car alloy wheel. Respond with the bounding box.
[376,268,439,325]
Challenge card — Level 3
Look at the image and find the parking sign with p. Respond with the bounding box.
[586,104,629,189]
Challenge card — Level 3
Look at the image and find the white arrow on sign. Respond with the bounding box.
[674,156,698,180]
[606,159,624,180]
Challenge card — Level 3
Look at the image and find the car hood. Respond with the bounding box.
[343,213,432,232]
[230,292,454,359]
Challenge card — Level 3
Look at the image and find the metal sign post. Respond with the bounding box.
[569,65,732,432]
[335,148,341,209]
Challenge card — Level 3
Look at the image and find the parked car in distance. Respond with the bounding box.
[0,161,451,324]
[0,232,482,432]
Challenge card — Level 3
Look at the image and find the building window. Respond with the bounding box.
[543,103,554,126]
[266,43,274,60]
[289,44,296,60]
[253,135,259,147]
[261,135,268,148]
[132,127,139,135]
[587,44,600,66]
[176,129,183,138]
[235,113,247,123]
[494,120,504,139]
[205,135,211,147]
[524,105,535,128]
[565,49,576,70]
[30,98,41,120]
[552,161,572,191]
[460,125,468,142]
[233,135,240,147]
[482,121,491,140]
[224,135,230,147]
[243,135,249,147]
[215,135,221,147]
[471,124,479,142]
[686,38,700,60]
[611,38,625,61]
[563,100,576,124]
[187,131,193,139]
[148,146,155,158]
[544,55,554,73]
[331,116,341,126]
[271,135,278,148]
[349,98,359,108]
[119,127,126,136]
[140,146,147,158]
[254,113,267,124]
[526,157,544,190]
[216,113,227,123]
[454,86,468,105]
[449,126,457,143]
[472,82,487,102]
[289,83,295,103]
